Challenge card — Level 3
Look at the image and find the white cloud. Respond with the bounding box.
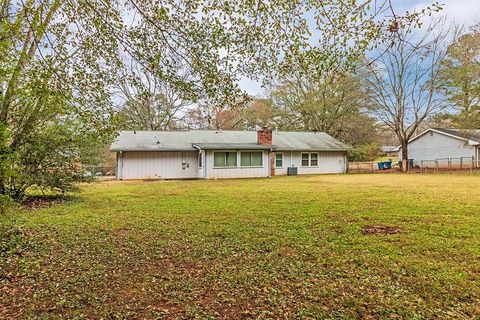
[407,0,480,27]
[238,0,480,95]
[238,76,265,97]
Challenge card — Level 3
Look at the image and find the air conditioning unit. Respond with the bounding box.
[287,167,298,176]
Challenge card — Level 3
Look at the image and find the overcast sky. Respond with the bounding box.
[239,0,480,97]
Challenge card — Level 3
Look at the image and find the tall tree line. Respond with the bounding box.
[0,0,439,198]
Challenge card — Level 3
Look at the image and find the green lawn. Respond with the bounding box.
[2,174,480,319]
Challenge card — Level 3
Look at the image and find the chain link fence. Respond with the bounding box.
[348,157,479,174]
[410,157,478,173]
[83,166,116,179]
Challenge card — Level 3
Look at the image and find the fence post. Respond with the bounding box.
[435,160,438,173]
[357,162,360,173]
[460,157,463,170]
[371,162,374,173]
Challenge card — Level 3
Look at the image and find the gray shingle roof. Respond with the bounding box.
[192,143,272,150]
[110,130,351,152]
[381,146,398,153]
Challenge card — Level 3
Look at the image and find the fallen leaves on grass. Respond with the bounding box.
[20,195,71,210]
[362,225,403,235]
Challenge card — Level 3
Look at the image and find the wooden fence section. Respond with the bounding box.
[347,161,398,174]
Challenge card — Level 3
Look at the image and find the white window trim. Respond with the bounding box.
[213,151,238,168]
[212,150,266,169]
[240,151,264,168]
[198,151,203,168]
[310,152,319,167]
[301,152,319,167]
[275,152,283,168]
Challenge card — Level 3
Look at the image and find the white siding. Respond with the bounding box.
[399,131,476,161]
[204,150,270,179]
[118,151,199,180]
[117,149,347,180]
[275,151,346,175]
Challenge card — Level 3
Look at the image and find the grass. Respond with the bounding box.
[2,174,480,319]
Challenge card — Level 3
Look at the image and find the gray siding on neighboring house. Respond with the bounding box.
[118,151,199,180]
[275,151,347,175]
[398,131,477,161]
[204,150,270,179]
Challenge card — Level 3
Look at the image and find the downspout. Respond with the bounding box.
[268,149,272,178]
[192,144,205,179]
[118,151,123,180]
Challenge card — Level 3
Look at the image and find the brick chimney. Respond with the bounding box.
[257,127,275,177]
[257,127,272,146]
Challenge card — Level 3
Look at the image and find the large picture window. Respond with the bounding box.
[240,152,263,167]
[301,153,319,167]
[214,152,237,167]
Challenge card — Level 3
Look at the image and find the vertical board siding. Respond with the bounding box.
[399,131,476,161]
[275,151,346,175]
[120,151,199,180]
[117,150,346,180]
[205,150,270,179]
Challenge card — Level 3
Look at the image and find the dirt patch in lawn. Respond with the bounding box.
[362,225,403,235]
[20,195,73,210]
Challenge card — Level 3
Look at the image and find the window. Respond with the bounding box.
[301,153,309,166]
[240,152,263,167]
[275,153,283,167]
[198,152,203,168]
[214,152,237,167]
[310,153,318,166]
[302,153,319,167]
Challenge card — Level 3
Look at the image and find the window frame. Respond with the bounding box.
[240,151,263,167]
[198,151,203,168]
[213,151,238,168]
[301,153,310,167]
[310,152,319,167]
[301,152,320,167]
[275,152,283,168]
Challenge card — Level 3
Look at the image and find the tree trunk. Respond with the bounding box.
[401,141,408,172]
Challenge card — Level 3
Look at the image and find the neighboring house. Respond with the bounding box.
[110,128,350,180]
[380,146,398,158]
[397,128,480,166]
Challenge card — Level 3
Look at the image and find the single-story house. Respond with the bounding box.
[397,128,480,166]
[110,128,351,180]
[380,146,398,158]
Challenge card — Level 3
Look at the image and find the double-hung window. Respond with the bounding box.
[301,153,319,167]
[275,153,283,167]
[310,153,318,166]
[240,152,263,167]
[214,152,237,167]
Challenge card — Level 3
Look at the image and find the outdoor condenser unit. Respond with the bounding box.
[287,167,298,176]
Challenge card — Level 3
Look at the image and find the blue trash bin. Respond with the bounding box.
[384,161,392,169]
[377,162,385,170]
